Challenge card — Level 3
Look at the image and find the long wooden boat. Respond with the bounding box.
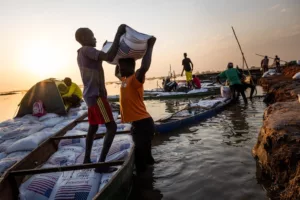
[108,88,220,102]
[155,98,232,133]
[0,119,134,200]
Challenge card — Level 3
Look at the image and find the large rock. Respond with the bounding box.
[253,101,300,199]
[263,80,300,104]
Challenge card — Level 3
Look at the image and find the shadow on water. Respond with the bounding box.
[129,97,270,200]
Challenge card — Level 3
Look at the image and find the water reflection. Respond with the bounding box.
[130,98,268,200]
[130,167,163,200]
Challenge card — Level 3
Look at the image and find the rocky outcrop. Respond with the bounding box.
[260,65,300,104]
[254,65,300,199]
[253,101,300,199]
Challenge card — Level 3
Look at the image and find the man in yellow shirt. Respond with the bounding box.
[62,77,83,107]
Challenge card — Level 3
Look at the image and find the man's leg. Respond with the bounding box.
[236,84,248,104]
[98,121,117,162]
[131,118,155,174]
[145,118,155,165]
[83,124,98,163]
[94,97,117,173]
[229,85,237,101]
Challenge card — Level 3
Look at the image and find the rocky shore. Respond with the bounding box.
[253,65,300,199]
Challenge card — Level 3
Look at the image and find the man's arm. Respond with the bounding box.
[181,68,185,76]
[98,24,126,62]
[189,59,194,71]
[62,84,76,98]
[216,76,223,85]
[217,71,226,85]
[135,37,156,83]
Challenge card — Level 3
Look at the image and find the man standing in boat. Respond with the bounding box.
[181,53,194,89]
[261,56,269,73]
[115,36,156,174]
[75,25,126,172]
[274,55,281,73]
[217,62,247,104]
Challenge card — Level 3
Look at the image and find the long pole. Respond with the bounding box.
[255,53,288,63]
[231,26,254,85]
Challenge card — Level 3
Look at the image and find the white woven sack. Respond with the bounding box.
[102,26,152,64]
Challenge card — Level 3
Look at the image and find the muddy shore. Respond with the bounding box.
[253,65,300,199]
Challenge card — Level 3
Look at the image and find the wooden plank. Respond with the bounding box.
[51,130,131,140]
[10,161,125,176]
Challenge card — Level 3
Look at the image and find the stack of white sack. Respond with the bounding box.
[187,88,209,94]
[0,101,89,176]
[0,124,45,141]
[19,164,63,200]
[46,146,84,166]
[101,25,152,65]
[221,86,231,99]
[292,72,300,80]
[99,167,120,191]
[73,122,131,134]
[173,110,192,117]
[48,169,102,200]
[0,151,30,175]
[262,69,279,78]
[19,134,133,199]
[58,130,87,149]
[5,128,56,153]
[190,98,227,109]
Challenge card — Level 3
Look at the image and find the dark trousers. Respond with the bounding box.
[243,83,255,98]
[262,66,268,73]
[230,84,247,104]
[276,63,281,73]
[63,95,81,107]
[131,117,155,173]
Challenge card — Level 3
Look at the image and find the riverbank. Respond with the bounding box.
[253,65,300,199]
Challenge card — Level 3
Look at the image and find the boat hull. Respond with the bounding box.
[155,99,232,133]
[108,89,220,102]
[94,147,135,200]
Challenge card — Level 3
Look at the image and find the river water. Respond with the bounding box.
[0,82,268,200]
[130,98,268,200]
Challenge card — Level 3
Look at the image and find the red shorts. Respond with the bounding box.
[88,97,114,125]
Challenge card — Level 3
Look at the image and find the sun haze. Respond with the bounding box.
[0,0,299,92]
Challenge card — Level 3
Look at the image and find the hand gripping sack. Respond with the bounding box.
[101,25,152,64]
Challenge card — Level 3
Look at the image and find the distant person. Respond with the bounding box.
[274,55,281,73]
[261,56,269,73]
[115,36,156,174]
[75,25,126,172]
[163,76,177,92]
[192,75,201,89]
[181,53,194,89]
[217,62,247,104]
[61,77,83,107]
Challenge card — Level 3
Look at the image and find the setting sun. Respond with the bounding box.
[20,40,67,78]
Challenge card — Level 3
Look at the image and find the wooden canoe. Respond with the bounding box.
[108,88,220,102]
[0,115,134,200]
[155,98,232,133]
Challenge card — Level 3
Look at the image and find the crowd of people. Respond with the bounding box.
[65,24,264,175]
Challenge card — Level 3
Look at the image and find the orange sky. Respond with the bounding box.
[0,0,299,92]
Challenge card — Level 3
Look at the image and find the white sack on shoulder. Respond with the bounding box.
[101,26,152,64]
